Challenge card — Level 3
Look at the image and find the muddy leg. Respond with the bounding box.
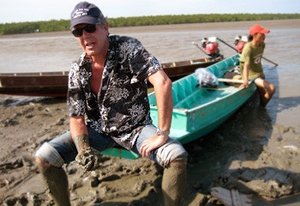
[36,157,71,206]
[162,159,187,206]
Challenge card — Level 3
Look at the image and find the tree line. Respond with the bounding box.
[0,13,299,35]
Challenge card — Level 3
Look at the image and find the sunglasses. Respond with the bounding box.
[72,24,97,37]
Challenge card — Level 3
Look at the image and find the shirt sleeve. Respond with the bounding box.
[67,62,86,117]
[124,37,161,82]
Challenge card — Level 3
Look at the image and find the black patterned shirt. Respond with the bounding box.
[67,35,161,150]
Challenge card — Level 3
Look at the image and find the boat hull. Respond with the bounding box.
[149,54,256,143]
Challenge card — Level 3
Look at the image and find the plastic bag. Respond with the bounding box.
[194,68,218,87]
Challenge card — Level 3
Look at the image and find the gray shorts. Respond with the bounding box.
[35,125,187,168]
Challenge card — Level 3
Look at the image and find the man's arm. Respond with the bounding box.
[148,70,173,133]
[70,116,90,152]
[139,69,172,157]
[70,116,101,171]
[241,63,250,88]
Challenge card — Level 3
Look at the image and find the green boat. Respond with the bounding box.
[102,54,257,159]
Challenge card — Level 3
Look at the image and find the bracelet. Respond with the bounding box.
[156,128,170,137]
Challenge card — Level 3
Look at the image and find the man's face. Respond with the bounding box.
[73,23,109,57]
[254,33,266,44]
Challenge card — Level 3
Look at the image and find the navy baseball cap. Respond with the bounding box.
[70,1,106,29]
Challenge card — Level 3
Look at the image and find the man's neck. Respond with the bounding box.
[91,39,109,66]
[91,54,106,66]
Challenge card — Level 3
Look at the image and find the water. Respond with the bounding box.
[1,19,300,130]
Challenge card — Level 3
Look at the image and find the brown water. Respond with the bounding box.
[1,19,299,131]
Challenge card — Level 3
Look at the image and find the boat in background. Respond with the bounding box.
[0,57,222,97]
[102,54,257,159]
[0,71,68,97]
[162,56,223,81]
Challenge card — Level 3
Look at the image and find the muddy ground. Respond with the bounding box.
[0,92,299,205]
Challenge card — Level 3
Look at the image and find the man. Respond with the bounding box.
[234,35,248,53]
[239,24,275,107]
[35,1,188,206]
[200,37,221,58]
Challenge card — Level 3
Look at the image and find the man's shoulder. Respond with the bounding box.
[109,35,144,60]
[242,42,256,55]
[243,42,252,50]
[110,34,136,40]
[110,35,141,46]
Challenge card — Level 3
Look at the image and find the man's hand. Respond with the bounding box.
[239,80,249,89]
[139,133,168,157]
[75,148,101,171]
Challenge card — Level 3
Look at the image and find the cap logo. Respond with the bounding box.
[72,8,90,19]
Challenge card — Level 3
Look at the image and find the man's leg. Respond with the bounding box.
[36,157,71,206]
[35,129,115,205]
[35,132,74,206]
[134,125,188,206]
[162,159,187,206]
[255,78,276,107]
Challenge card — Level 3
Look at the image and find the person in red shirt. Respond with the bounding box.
[234,35,248,53]
[201,37,222,58]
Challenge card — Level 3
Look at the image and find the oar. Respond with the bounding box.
[192,42,209,56]
[217,37,278,67]
[218,78,244,84]
[195,68,249,87]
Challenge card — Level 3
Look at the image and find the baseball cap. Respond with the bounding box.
[249,24,270,35]
[70,1,106,29]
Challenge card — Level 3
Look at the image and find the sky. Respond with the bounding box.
[1,0,300,24]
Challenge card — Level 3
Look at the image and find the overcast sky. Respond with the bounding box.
[1,0,300,24]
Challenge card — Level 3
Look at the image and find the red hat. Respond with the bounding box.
[249,24,270,35]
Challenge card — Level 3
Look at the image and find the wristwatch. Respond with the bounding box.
[156,128,170,137]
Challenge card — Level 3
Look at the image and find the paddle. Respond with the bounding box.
[217,37,278,67]
[192,42,210,56]
[218,78,244,84]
